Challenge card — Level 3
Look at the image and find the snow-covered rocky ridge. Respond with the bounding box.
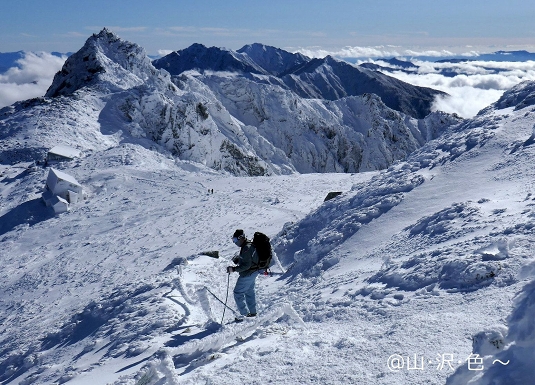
[154,43,445,120]
[0,29,459,177]
[1,59,535,384]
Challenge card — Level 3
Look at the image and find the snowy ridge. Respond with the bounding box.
[1,29,460,175]
[237,43,309,76]
[155,44,445,119]
[152,43,268,76]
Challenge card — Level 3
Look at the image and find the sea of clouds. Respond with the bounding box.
[0,52,66,109]
[2,49,535,118]
[297,46,535,118]
[374,59,535,117]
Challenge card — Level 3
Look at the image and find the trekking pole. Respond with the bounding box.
[221,272,230,324]
[204,284,237,316]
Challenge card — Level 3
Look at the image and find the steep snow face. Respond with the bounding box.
[237,43,310,76]
[193,72,461,173]
[46,28,159,97]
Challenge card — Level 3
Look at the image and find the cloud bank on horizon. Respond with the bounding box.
[295,46,480,59]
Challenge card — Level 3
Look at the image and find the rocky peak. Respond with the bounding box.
[46,28,157,97]
[152,43,266,76]
[237,43,309,76]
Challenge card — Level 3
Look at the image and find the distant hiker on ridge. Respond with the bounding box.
[227,229,259,322]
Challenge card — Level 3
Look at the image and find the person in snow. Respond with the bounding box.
[227,229,259,322]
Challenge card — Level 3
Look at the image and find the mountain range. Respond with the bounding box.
[2,29,535,384]
[0,29,457,178]
[153,42,444,119]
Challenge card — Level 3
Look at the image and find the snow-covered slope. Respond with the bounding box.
[1,71,535,385]
[3,30,535,385]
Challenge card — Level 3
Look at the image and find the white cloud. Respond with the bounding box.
[295,45,475,59]
[157,49,173,57]
[296,46,402,59]
[385,60,535,117]
[432,87,504,118]
[404,49,455,57]
[0,52,66,109]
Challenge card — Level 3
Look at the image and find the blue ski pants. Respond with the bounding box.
[233,271,259,316]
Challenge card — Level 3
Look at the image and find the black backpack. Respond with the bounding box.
[251,232,273,272]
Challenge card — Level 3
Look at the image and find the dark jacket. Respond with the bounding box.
[235,242,258,277]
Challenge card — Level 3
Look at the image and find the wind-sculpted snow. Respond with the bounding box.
[447,275,535,385]
[367,201,517,292]
[0,282,184,384]
[274,164,425,278]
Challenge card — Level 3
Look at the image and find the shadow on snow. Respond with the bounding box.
[0,198,53,236]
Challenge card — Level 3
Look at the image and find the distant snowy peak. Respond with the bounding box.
[237,43,310,76]
[152,43,267,75]
[281,55,445,119]
[153,43,309,77]
[46,28,158,97]
[154,44,444,119]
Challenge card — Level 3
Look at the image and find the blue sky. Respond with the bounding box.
[1,0,535,56]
